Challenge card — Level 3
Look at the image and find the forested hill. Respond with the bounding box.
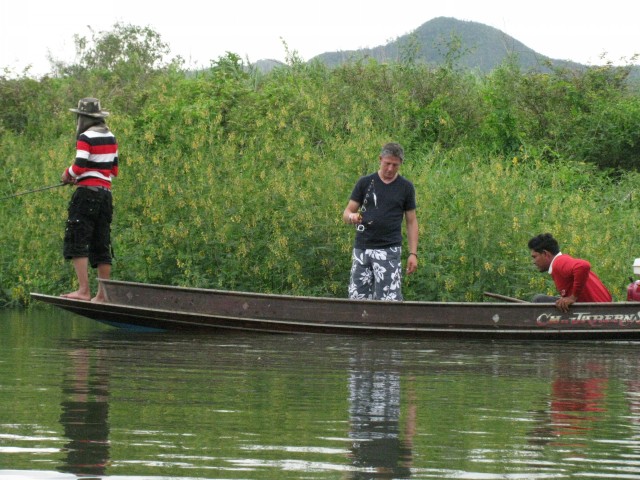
[290,17,602,73]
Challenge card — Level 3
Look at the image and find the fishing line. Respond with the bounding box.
[0,183,66,201]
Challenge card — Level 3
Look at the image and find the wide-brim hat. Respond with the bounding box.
[69,97,109,118]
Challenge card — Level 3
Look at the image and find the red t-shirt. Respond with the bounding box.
[550,254,612,302]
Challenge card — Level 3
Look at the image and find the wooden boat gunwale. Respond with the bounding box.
[29,279,640,339]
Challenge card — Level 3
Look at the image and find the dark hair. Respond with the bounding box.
[528,233,560,255]
[76,115,106,139]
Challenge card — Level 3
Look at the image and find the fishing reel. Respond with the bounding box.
[355,211,373,232]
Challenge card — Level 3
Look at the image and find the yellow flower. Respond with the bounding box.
[445,278,455,291]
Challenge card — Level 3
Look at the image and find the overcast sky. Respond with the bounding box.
[1,0,638,76]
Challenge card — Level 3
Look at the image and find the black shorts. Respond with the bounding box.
[63,187,113,268]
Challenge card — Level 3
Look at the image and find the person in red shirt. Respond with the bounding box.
[528,233,612,312]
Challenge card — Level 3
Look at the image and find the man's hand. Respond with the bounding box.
[347,212,362,225]
[555,295,577,313]
[406,253,418,275]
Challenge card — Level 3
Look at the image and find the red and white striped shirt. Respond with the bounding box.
[67,127,118,189]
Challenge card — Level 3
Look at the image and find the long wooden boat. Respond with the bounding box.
[29,279,640,339]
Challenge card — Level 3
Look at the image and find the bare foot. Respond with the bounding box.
[91,294,106,303]
[61,291,91,301]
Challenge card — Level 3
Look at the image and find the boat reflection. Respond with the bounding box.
[46,331,640,479]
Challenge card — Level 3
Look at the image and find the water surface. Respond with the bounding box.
[2,306,640,479]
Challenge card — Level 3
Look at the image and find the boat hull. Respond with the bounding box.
[30,279,640,339]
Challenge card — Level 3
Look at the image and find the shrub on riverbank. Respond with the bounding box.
[1,28,639,305]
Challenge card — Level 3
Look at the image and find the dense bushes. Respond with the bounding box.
[1,29,639,306]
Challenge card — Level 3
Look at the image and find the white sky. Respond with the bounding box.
[1,0,638,77]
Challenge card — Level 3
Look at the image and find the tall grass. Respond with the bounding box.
[1,55,639,305]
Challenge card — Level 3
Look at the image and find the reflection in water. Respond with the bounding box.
[627,379,640,430]
[57,347,110,477]
[347,343,415,479]
[528,353,607,449]
[6,306,640,480]
[551,375,606,437]
[550,357,607,446]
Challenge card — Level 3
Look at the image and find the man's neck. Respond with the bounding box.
[377,171,398,184]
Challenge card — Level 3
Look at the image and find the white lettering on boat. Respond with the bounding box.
[536,311,640,327]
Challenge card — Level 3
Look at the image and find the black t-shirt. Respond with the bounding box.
[350,173,416,249]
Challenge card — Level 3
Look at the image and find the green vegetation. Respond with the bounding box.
[1,24,639,306]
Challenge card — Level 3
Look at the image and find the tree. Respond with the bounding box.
[51,22,177,77]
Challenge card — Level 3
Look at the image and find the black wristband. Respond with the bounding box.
[409,253,418,258]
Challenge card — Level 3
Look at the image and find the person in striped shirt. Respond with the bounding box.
[60,98,118,303]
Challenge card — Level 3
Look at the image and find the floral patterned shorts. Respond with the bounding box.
[348,247,403,301]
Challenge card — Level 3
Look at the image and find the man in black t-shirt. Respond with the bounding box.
[342,142,418,301]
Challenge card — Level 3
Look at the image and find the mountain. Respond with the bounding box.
[309,17,582,73]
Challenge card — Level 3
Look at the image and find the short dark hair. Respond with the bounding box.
[528,233,560,255]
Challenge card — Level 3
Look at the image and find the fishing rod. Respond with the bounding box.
[0,183,66,201]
